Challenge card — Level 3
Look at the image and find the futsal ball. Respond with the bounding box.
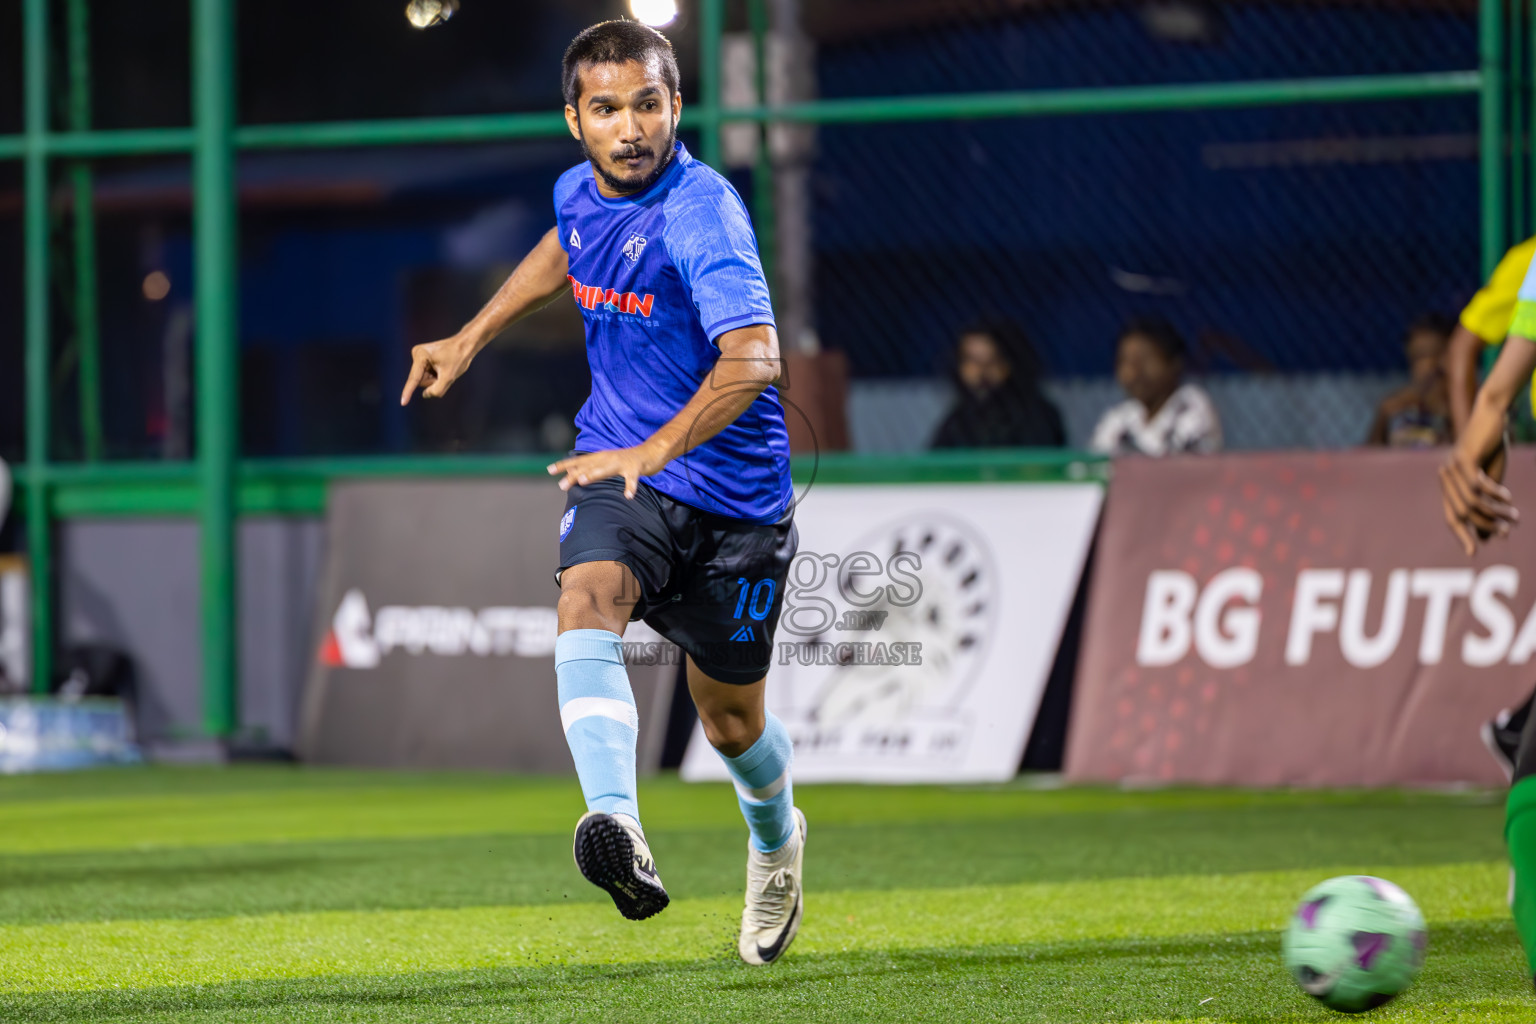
[405,0,458,28]
[1282,875,1427,1013]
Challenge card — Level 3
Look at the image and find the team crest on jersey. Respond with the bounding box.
[560,506,577,541]
[622,233,647,264]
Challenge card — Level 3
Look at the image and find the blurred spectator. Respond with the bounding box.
[0,456,12,559]
[1090,317,1222,456]
[930,322,1065,449]
[1366,313,1454,448]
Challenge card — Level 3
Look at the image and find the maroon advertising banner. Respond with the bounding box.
[1065,450,1536,787]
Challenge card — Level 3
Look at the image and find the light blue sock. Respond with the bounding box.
[718,713,795,853]
[556,628,639,821]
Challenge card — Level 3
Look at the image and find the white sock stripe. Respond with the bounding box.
[560,696,638,733]
[732,769,788,804]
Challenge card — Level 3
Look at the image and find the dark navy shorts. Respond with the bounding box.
[555,474,798,685]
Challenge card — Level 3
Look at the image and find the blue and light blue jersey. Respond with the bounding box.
[554,142,792,522]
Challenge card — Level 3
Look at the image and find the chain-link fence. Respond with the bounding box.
[0,0,1504,463]
[0,0,1513,710]
[729,0,1486,452]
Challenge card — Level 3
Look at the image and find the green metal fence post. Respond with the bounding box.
[1509,0,1526,239]
[1528,0,1536,242]
[68,0,103,464]
[22,0,55,693]
[699,0,724,169]
[749,0,777,295]
[193,0,239,738]
[1483,0,1508,275]
[22,0,53,695]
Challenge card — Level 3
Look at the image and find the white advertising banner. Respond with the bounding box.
[680,482,1103,783]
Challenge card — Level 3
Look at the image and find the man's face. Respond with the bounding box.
[1116,332,1180,410]
[957,333,1011,395]
[1405,328,1448,387]
[565,59,681,196]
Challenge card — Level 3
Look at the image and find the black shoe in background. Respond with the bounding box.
[1483,707,1522,783]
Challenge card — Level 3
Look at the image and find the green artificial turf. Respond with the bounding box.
[0,767,1527,1022]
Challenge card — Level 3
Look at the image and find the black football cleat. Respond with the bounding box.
[572,811,670,921]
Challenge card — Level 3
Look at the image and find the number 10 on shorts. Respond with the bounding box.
[733,578,775,621]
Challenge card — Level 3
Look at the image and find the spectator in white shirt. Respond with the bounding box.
[1089,317,1222,457]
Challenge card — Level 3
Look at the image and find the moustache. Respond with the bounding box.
[612,146,654,162]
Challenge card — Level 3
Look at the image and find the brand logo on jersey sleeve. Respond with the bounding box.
[569,228,582,249]
[566,274,655,317]
[623,233,647,263]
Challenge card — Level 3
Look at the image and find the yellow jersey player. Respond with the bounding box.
[1446,237,1536,775]
[1440,244,1536,994]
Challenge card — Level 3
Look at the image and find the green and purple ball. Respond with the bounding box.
[1282,875,1427,1013]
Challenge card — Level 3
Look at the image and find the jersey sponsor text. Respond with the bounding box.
[567,274,655,317]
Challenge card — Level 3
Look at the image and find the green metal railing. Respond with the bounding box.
[2,0,1518,737]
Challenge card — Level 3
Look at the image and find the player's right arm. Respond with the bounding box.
[400,227,570,405]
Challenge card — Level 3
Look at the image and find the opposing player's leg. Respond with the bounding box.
[1485,688,1536,781]
[1506,702,1536,989]
[554,478,678,921]
[687,659,806,965]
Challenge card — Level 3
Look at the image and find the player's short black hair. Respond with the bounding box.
[562,20,681,109]
[1118,315,1187,364]
[1403,311,1454,349]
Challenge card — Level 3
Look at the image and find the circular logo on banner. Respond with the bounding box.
[809,514,997,726]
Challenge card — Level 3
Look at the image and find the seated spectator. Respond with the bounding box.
[1090,317,1222,456]
[930,321,1065,449]
[0,455,13,556]
[1366,313,1454,448]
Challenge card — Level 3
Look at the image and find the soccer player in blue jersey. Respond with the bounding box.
[400,20,805,965]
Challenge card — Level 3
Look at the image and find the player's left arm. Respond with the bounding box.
[1440,333,1533,553]
[547,324,781,498]
[1446,323,1488,440]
